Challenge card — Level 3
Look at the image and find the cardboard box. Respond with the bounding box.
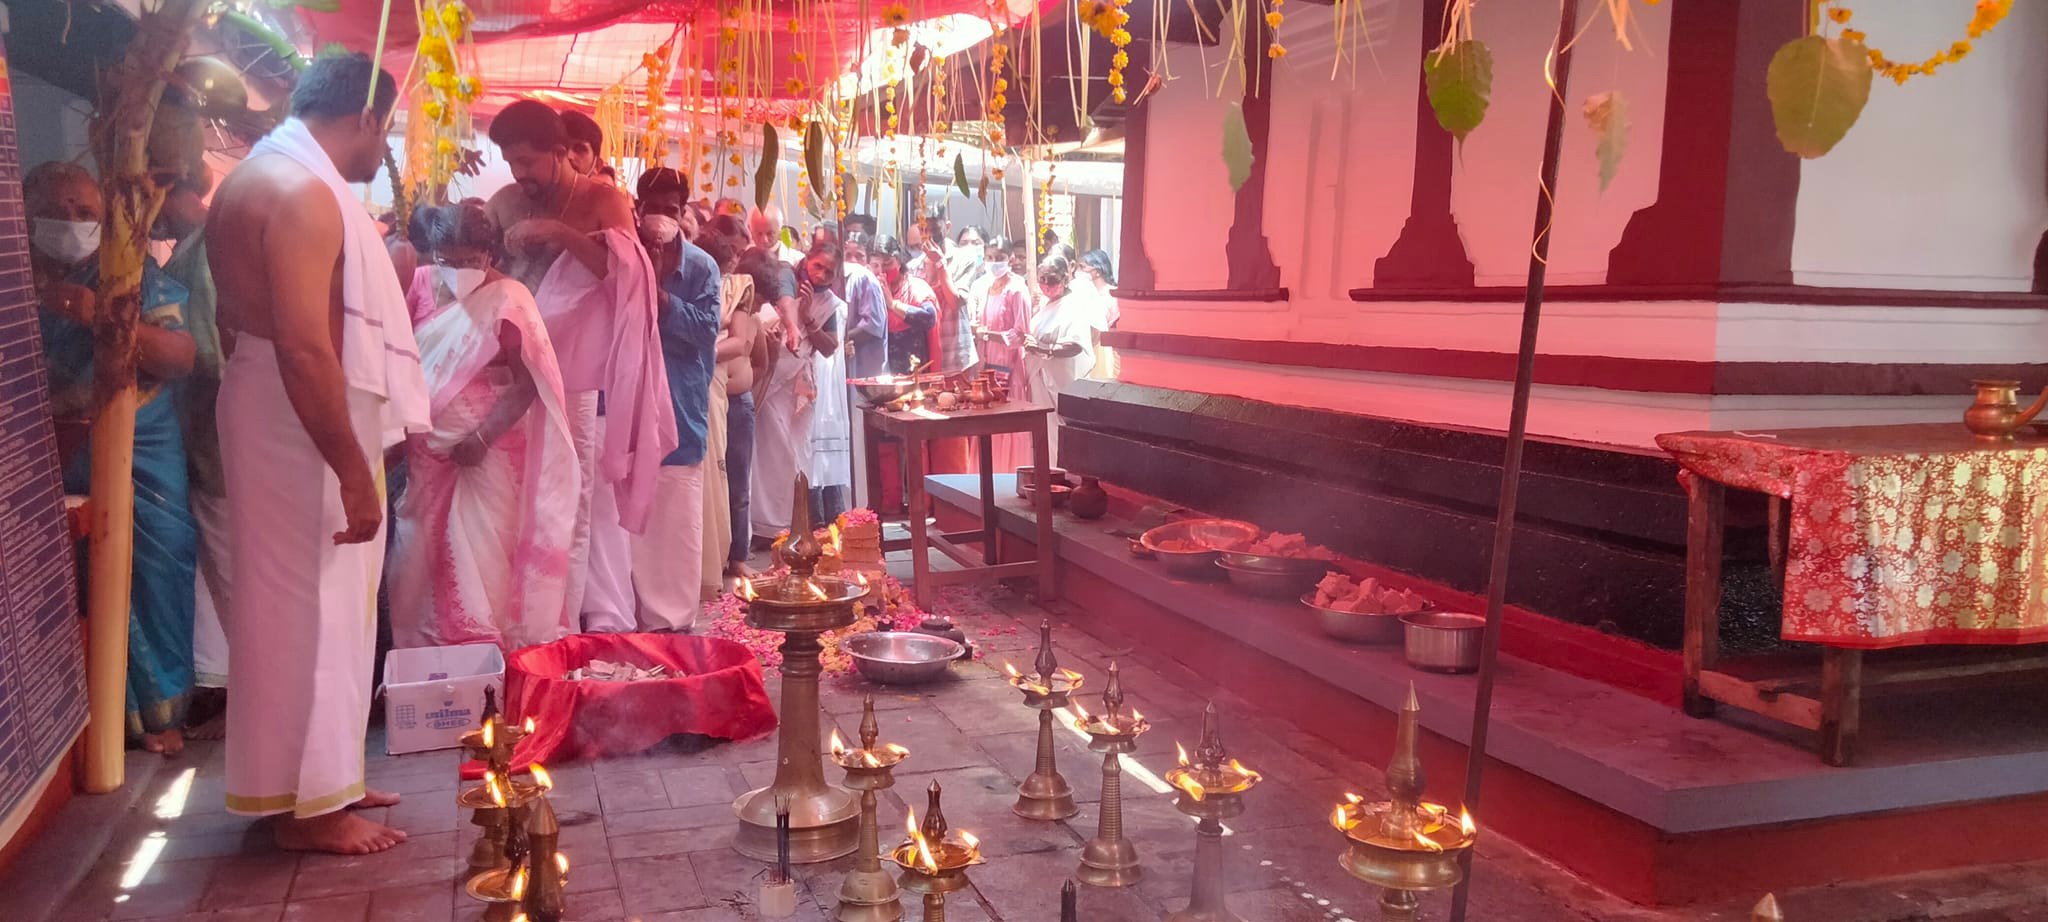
[382,644,505,755]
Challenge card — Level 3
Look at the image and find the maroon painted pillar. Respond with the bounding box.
[1607,0,1803,288]
[1224,10,1282,290]
[1372,0,1475,289]
[1117,41,1158,292]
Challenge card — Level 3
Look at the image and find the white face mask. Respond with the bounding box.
[33,218,100,265]
[986,261,1011,278]
[639,213,681,245]
[436,265,487,300]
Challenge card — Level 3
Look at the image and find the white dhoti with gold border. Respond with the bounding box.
[218,338,388,818]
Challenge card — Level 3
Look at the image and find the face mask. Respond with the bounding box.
[33,219,99,265]
[986,261,1011,278]
[639,213,681,245]
[436,265,487,300]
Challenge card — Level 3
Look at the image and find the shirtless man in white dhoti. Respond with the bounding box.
[207,54,428,855]
[486,101,676,632]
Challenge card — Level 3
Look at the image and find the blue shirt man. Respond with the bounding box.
[658,240,723,465]
[843,259,890,379]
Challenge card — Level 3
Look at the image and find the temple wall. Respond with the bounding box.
[1114,0,2048,451]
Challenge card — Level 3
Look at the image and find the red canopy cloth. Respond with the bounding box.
[1657,424,2048,649]
[466,633,776,776]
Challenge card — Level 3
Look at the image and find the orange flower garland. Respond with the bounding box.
[1827,0,2011,86]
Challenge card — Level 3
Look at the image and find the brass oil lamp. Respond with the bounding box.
[463,764,553,908]
[890,782,984,922]
[458,698,532,875]
[1164,703,1262,922]
[1003,621,1084,821]
[519,791,570,922]
[1069,661,1148,888]
[1331,685,1476,922]
[831,695,912,922]
[733,472,870,863]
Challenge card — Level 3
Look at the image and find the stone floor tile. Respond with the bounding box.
[136,906,285,922]
[614,852,711,915]
[383,792,460,836]
[661,765,744,808]
[601,803,735,838]
[361,881,451,922]
[594,769,674,815]
[286,832,459,901]
[277,893,369,922]
[196,853,300,911]
[972,730,1106,804]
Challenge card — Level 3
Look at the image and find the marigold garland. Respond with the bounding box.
[403,0,480,207]
[986,37,1010,146]
[639,39,676,165]
[1265,0,1286,59]
[1827,0,2011,86]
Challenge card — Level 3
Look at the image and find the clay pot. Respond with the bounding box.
[1069,476,1109,520]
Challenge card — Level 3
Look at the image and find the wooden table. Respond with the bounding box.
[1657,424,2048,766]
[860,401,1057,610]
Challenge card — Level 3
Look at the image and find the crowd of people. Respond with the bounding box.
[21,52,1122,856]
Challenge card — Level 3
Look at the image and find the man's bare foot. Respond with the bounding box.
[140,729,185,757]
[350,788,402,809]
[726,561,759,579]
[274,811,407,855]
[186,712,226,741]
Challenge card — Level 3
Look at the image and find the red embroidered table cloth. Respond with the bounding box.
[1656,424,2048,648]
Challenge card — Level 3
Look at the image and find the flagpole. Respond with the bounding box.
[1446,0,1579,917]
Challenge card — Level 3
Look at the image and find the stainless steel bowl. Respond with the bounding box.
[1217,556,1334,598]
[1139,519,1261,579]
[851,375,942,407]
[1400,612,1487,673]
[1019,481,1072,508]
[843,631,966,685]
[1302,593,1410,644]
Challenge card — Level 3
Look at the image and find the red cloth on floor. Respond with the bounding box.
[461,633,776,777]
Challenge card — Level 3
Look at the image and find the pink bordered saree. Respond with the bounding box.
[390,277,579,650]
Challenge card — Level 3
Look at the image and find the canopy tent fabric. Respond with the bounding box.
[299,1,1034,116]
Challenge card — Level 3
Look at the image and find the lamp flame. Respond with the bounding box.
[1175,742,1191,766]
[861,750,882,768]
[1330,803,1353,831]
[1175,772,1208,802]
[486,771,506,808]
[829,729,847,758]
[1412,830,1444,853]
[905,809,938,873]
[737,577,758,600]
[1226,758,1260,782]
[884,743,910,757]
[959,830,980,853]
[511,863,529,898]
[556,853,570,875]
[480,721,494,749]
[854,571,870,589]
[1460,808,1477,838]
[1002,661,1022,680]
[806,579,829,601]
[529,764,554,791]
[1343,792,1364,804]
[1130,709,1145,722]
[828,523,842,552]
[522,716,535,734]
[1070,702,1092,725]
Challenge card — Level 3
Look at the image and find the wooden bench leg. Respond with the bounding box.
[1820,647,1863,766]
[1767,495,1790,592]
[1683,478,1726,719]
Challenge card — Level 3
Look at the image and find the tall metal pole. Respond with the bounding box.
[1446,0,1580,918]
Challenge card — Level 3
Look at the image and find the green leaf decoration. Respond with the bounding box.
[953,153,971,199]
[1581,91,1630,192]
[1221,103,1254,193]
[754,124,779,211]
[268,0,341,13]
[1424,40,1492,142]
[803,121,829,205]
[1766,34,1873,159]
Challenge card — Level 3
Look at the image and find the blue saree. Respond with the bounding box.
[43,262,199,738]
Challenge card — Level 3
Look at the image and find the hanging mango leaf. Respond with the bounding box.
[1581,91,1629,192]
[754,124,779,210]
[1766,34,1873,159]
[803,121,829,205]
[953,153,971,199]
[1424,40,1492,142]
[1222,103,1254,192]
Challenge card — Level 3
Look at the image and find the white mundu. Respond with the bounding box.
[219,118,428,818]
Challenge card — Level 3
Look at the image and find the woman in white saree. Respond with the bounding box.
[389,203,579,649]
